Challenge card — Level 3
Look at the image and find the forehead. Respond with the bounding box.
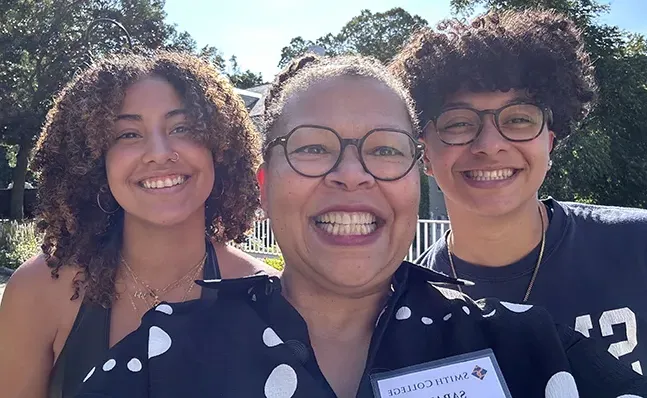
[443,89,531,110]
[280,76,411,136]
[119,76,183,114]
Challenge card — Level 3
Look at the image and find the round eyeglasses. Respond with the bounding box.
[264,125,425,181]
[424,102,553,146]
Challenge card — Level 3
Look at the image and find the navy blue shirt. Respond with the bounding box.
[75,262,646,397]
[417,198,647,375]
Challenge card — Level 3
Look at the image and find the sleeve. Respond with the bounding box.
[558,324,647,397]
[74,321,151,398]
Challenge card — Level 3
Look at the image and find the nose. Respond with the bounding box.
[469,114,510,156]
[141,127,175,164]
[324,145,375,191]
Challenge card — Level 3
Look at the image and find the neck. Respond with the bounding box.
[120,209,208,283]
[281,267,388,342]
[446,198,546,267]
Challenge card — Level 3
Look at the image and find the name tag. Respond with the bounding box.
[370,349,512,398]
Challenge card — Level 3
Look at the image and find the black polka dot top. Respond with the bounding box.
[76,262,647,397]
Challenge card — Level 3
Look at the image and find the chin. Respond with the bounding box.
[318,260,391,291]
[129,207,202,228]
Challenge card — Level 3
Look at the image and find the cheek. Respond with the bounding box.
[386,174,420,219]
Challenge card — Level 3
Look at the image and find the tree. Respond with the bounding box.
[227,55,264,89]
[450,0,647,208]
[0,0,257,219]
[278,8,428,67]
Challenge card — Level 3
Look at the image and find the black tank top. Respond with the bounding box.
[47,240,221,398]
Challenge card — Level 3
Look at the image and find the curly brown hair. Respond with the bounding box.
[390,9,597,139]
[262,54,420,146]
[32,51,262,307]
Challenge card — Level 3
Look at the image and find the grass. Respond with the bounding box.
[0,220,42,269]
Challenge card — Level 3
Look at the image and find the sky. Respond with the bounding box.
[163,0,647,82]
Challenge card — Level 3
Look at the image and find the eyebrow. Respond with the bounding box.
[114,108,187,121]
[443,96,532,109]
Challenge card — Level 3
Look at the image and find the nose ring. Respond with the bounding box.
[171,152,180,162]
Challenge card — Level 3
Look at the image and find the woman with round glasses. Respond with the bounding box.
[75,54,645,398]
[392,9,647,374]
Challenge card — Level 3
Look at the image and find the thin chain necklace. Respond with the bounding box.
[446,203,546,303]
[122,252,206,307]
[126,262,202,315]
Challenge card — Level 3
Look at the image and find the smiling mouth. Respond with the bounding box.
[462,168,519,181]
[139,175,188,189]
[313,211,381,236]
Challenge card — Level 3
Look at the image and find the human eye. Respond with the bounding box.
[369,146,405,157]
[116,131,140,140]
[291,144,329,155]
[170,125,190,135]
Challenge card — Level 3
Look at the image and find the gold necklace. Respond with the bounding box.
[126,261,203,316]
[122,253,207,307]
[446,203,546,303]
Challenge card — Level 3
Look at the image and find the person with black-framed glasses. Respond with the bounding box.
[392,9,647,376]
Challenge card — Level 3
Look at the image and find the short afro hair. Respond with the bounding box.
[390,9,597,139]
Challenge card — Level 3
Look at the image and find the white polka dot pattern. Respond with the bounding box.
[501,302,534,313]
[83,367,95,382]
[155,304,173,315]
[102,359,116,372]
[264,364,298,398]
[443,313,452,321]
[263,327,283,347]
[483,309,496,318]
[395,306,412,320]
[148,326,172,359]
[462,306,470,315]
[545,371,579,397]
[616,395,644,397]
[127,358,143,372]
[421,317,433,325]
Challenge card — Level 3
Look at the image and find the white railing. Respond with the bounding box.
[239,218,450,262]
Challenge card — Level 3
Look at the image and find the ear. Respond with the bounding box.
[548,130,556,154]
[418,137,434,177]
[257,164,269,215]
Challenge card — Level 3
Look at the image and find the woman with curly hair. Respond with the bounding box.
[391,9,647,374]
[74,54,646,397]
[0,51,276,398]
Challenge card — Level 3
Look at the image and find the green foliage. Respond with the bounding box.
[0,221,41,269]
[451,0,647,208]
[278,8,428,67]
[227,55,264,89]
[262,256,285,271]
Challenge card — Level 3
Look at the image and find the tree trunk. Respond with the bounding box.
[9,135,32,220]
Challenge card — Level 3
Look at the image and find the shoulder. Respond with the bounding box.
[0,254,82,345]
[555,199,647,229]
[3,254,80,305]
[214,243,281,279]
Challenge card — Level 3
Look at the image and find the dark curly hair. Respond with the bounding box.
[32,51,262,307]
[262,54,420,146]
[390,9,597,139]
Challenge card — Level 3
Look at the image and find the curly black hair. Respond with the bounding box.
[32,51,262,307]
[262,54,420,146]
[390,9,597,139]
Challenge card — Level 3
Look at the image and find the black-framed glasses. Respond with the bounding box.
[264,124,425,181]
[424,102,553,146]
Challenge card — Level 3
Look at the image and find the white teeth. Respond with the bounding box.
[465,168,515,181]
[142,176,186,189]
[314,211,378,236]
